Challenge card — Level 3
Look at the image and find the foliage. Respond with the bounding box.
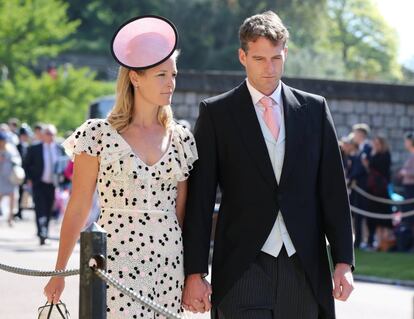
[65,0,327,71]
[0,65,114,132]
[0,0,79,79]
[327,0,402,81]
[63,0,405,82]
[0,0,113,132]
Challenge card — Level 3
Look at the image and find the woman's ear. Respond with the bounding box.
[129,70,139,88]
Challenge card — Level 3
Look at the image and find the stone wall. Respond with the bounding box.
[173,71,414,169]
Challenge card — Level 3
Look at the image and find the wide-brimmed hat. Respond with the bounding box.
[111,15,178,70]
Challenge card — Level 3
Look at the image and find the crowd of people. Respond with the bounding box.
[0,118,75,245]
[2,120,414,254]
[2,120,414,253]
[340,123,414,252]
[5,10,412,318]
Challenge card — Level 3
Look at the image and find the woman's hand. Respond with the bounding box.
[44,277,65,304]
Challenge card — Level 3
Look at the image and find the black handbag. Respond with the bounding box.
[38,301,70,319]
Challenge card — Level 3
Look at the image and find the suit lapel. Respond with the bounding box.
[231,81,278,192]
[279,83,307,188]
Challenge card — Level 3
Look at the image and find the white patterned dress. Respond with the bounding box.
[62,119,198,318]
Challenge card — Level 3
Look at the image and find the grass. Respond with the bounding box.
[354,249,414,281]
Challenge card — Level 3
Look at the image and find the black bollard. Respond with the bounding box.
[79,222,107,319]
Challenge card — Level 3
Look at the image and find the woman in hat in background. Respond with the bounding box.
[44,15,198,318]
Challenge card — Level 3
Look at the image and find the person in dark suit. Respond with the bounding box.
[23,124,64,245]
[14,127,30,220]
[182,11,354,319]
[349,123,372,249]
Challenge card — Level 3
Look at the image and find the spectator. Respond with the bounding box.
[15,127,31,220]
[0,123,19,146]
[23,124,65,245]
[398,132,414,246]
[363,136,393,251]
[0,132,21,226]
[32,123,44,144]
[8,117,20,134]
[339,133,358,178]
[349,123,372,249]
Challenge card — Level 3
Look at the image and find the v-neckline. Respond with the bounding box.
[115,125,174,168]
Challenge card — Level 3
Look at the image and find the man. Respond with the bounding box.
[33,123,45,144]
[349,123,372,249]
[182,11,354,319]
[23,124,64,245]
[14,127,31,220]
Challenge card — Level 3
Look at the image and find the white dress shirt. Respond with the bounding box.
[41,142,58,184]
[246,78,296,258]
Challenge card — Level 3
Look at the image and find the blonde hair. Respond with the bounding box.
[107,60,176,132]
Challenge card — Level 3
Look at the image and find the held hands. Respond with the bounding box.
[333,263,354,301]
[182,274,212,313]
[44,277,65,304]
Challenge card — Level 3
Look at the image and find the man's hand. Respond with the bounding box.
[182,274,212,313]
[333,263,354,301]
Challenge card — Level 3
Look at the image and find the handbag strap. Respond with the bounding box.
[47,302,54,319]
[39,301,69,319]
[55,302,69,318]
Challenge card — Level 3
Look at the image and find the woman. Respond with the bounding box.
[362,136,393,250]
[399,132,414,232]
[44,16,197,318]
[0,131,21,226]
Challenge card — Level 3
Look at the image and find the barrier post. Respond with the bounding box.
[79,222,107,319]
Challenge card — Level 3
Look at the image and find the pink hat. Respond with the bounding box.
[111,15,178,70]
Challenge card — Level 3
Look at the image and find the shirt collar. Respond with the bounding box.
[246,77,282,107]
[43,142,56,148]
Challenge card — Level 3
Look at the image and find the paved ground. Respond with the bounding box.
[0,202,413,318]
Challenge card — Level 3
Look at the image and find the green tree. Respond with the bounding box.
[327,0,402,81]
[62,0,404,82]
[0,0,114,131]
[65,0,328,71]
[0,0,79,79]
[0,65,114,132]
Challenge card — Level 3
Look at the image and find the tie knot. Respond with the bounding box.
[259,96,274,108]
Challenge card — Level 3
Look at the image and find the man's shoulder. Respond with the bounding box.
[55,143,65,153]
[28,143,42,151]
[202,82,245,108]
[285,84,326,105]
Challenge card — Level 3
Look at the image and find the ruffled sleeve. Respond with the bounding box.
[62,119,106,160]
[172,123,198,181]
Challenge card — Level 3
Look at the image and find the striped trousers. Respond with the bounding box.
[217,247,319,319]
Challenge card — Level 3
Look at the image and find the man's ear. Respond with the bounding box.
[238,48,247,68]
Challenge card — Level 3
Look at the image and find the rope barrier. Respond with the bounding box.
[0,262,79,277]
[350,205,414,219]
[351,184,414,205]
[93,267,182,319]
[0,262,182,318]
